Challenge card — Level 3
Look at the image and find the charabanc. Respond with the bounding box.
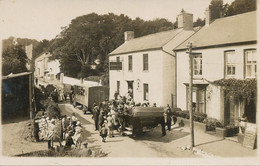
[121,107,165,136]
[72,84,109,113]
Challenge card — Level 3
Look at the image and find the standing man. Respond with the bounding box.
[165,104,172,131]
[93,105,100,131]
[160,116,166,137]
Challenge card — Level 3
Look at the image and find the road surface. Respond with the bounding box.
[59,102,198,158]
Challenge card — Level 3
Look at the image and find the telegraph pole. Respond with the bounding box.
[187,42,194,149]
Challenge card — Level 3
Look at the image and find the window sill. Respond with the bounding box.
[193,76,203,80]
[245,76,256,79]
[225,75,236,79]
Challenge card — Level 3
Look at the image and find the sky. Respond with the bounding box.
[0,0,234,41]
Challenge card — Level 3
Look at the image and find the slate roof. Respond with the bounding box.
[175,11,257,50]
[109,28,195,56]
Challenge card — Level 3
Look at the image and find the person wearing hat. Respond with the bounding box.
[99,122,108,142]
[106,112,114,138]
[71,113,78,130]
[47,118,56,149]
[64,130,74,149]
[98,110,105,130]
[164,104,173,131]
[72,121,83,149]
[92,105,100,131]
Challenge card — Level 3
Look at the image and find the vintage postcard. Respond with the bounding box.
[0,0,259,165]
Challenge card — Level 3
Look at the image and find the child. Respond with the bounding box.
[99,122,108,143]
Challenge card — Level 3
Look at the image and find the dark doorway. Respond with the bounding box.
[127,81,134,98]
[245,96,256,123]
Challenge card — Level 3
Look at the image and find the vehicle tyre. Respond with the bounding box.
[73,101,77,107]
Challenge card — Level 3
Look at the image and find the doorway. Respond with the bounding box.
[127,81,134,98]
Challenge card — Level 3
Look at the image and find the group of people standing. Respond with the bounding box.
[91,95,134,142]
[61,113,83,149]
[90,92,178,141]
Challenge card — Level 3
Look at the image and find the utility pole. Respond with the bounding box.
[187,42,194,149]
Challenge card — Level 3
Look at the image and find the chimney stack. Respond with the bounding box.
[205,8,212,26]
[177,9,193,30]
[124,31,134,42]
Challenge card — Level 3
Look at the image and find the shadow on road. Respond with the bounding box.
[132,127,189,143]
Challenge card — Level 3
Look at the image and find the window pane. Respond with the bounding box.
[128,55,132,71]
[143,84,149,100]
[245,49,257,78]
[143,54,148,71]
[225,51,236,76]
[117,81,120,94]
[193,54,202,76]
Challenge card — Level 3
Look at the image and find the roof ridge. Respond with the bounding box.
[129,28,177,41]
[213,10,256,22]
[161,29,187,48]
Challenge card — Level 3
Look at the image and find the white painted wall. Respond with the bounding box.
[162,52,175,106]
[63,76,100,87]
[109,49,175,107]
[176,44,257,120]
[48,60,60,75]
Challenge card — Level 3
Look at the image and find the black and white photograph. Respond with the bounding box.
[0,0,259,165]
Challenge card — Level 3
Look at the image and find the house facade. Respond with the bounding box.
[109,11,195,107]
[34,52,60,81]
[174,11,257,125]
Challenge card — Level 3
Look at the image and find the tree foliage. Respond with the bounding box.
[2,45,28,75]
[212,78,257,103]
[208,0,257,19]
[193,18,205,27]
[209,0,224,21]
[225,0,257,17]
[49,13,174,80]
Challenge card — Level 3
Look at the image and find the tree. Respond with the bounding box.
[33,39,50,59]
[193,18,205,27]
[49,13,174,81]
[225,0,256,17]
[2,45,28,75]
[209,0,224,21]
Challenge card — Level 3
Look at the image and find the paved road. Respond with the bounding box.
[58,102,198,158]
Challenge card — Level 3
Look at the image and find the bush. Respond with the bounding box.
[175,110,207,123]
[194,112,207,123]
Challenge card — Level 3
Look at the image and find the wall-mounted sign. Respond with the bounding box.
[110,62,122,70]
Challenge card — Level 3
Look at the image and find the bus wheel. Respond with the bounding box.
[73,101,77,107]
[79,105,83,110]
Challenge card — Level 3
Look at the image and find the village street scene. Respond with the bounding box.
[0,0,259,165]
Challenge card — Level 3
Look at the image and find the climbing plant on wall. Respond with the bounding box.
[210,78,257,103]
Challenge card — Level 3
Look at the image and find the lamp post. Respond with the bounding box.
[187,42,194,149]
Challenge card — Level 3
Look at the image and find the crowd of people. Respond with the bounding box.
[61,113,83,149]
[41,83,178,148]
[89,91,178,142]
